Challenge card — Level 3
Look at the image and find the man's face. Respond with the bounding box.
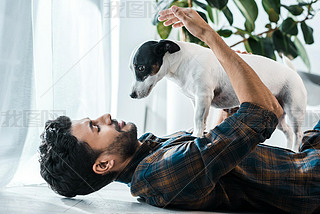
[71,114,139,160]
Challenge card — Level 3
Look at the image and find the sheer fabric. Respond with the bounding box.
[1,0,111,187]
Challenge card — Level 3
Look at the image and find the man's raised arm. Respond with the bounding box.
[158,6,283,118]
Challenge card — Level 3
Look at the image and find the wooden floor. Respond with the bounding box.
[0,182,257,214]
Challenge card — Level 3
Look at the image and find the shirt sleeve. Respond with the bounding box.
[196,102,278,185]
[131,102,278,208]
[292,120,320,152]
[299,129,320,152]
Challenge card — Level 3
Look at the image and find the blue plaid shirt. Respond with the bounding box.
[116,102,320,213]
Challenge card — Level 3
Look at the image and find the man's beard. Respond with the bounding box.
[105,123,139,160]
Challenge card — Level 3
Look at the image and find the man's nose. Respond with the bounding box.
[96,114,111,125]
[130,91,137,98]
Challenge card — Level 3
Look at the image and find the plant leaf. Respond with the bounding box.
[182,27,205,46]
[245,20,255,32]
[157,21,172,39]
[171,0,189,7]
[234,27,250,35]
[280,18,298,35]
[262,0,280,23]
[205,0,228,10]
[206,5,214,23]
[282,5,304,16]
[247,37,275,59]
[263,0,280,13]
[217,29,233,37]
[233,0,258,28]
[287,37,298,59]
[193,0,208,10]
[301,21,314,44]
[244,40,253,53]
[272,30,298,59]
[197,10,208,23]
[272,30,286,55]
[234,27,257,39]
[213,7,220,25]
[222,6,233,25]
[294,36,311,71]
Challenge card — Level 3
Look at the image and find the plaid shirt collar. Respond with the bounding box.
[115,133,162,184]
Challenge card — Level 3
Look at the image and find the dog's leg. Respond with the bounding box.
[292,122,303,151]
[286,107,306,151]
[193,95,212,137]
[277,113,294,150]
[280,91,306,151]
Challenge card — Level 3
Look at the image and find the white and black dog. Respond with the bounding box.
[129,40,307,151]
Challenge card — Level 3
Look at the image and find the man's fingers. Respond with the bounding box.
[158,13,176,22]
[164,17,180,26]
[171,6,189,22]
[158,6,189,27]
[158,8,172,16]
[172,21,184,28]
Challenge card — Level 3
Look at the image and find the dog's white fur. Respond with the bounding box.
[129,41,307,151]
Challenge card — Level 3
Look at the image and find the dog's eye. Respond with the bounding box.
[137,65,145,72]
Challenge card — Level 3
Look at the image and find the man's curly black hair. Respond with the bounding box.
[39,116,117,197]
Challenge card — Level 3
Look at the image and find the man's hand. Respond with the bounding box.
[158,5,213,42]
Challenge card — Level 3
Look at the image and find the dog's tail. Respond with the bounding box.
[281,54,296,72]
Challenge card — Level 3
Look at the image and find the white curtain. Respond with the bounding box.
[0,0,34,187]
[0,0,111,187]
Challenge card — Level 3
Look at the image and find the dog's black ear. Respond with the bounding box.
[153,40,180,55]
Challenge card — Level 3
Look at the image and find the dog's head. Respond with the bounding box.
[129,40,180,99]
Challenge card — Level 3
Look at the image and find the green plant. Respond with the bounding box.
[153,0,318,71]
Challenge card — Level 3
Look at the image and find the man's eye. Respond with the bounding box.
[93,124,100,132]
[90,121,100,132]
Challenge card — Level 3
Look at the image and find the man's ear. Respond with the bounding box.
[92,154,115,175]
[153,40,180,56]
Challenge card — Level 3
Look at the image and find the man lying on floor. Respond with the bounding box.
[39,6,320,214]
